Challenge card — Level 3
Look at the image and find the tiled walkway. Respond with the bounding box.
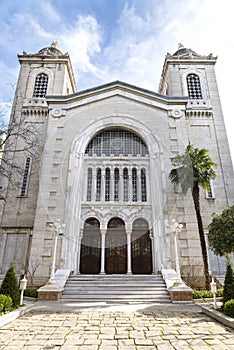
[0,302,234,349]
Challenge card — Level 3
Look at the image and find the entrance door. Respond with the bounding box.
[80,218,101,274]
[131,219,152,274]
[105,218,127,274]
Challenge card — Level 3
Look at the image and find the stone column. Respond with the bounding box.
[110,167,114,201]
[119,167,123,202]
[76,230,83,274]
[100,229,106,274]
[137,167,141,202]
[101,167,105,202]
[126,229,132,274]
[149,230,157,274]
[128,167,132,202]
[146,169,150,202]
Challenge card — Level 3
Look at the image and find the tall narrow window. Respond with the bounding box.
[132,168,137,202]
[123,168,128,202]
[187,74,202,99]
[141,168,147,202]
[86,168,92,201]
[206,180,215,199]
[114,168,119,201]
[105,168,110,202]
[96,168,101,201]
[33,73,48,98]
[20,157,31,196]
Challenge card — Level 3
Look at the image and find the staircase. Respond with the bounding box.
[61,274,171,303]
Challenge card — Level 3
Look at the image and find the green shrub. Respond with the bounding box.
[223,264,234,304]
[0,294,13,313]
[24,289,38,298]
[224,299,234,318]
[0,262,20,307]
[193,288,223,299]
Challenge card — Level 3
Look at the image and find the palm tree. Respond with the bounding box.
[169,143,217,289]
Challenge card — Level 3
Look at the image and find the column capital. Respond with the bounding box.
[126,229,132,236]
[100,228,107,235]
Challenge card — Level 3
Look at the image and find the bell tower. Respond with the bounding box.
[159,44,234,209]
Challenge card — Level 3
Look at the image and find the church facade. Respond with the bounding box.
[0,43,233,284]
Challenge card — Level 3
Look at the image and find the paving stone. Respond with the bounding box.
[0,302,234,350]
[155,343,175,350]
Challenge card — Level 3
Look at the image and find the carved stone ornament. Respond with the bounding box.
[51,109,66,118]
[170,109,183,119]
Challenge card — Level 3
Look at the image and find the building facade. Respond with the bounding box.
[0,43,233,284]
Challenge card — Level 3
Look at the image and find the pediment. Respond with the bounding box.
[46,80,187,112]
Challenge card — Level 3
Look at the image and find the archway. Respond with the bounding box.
[105,218,127,274]
[131,218,152,274]
[80,218,101,274]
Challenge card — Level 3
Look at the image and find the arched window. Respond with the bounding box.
[33,73,48,98]
[85,129,148,157]
[187,74,202,99]
[20,157,31,196]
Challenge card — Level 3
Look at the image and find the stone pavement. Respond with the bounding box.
[0,301,234,349]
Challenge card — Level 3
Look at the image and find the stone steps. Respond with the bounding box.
[61,274,171,303]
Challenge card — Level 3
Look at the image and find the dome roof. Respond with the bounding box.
[37,41,63,56]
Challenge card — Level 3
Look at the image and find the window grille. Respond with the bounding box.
[114,168,119,201]
[96,168,101,201]
[105,168,110,201]
[187,74,202,99]
[206,180,215,199]
[132,168,137,202]
[20,157,31,196]
[33,73,48,98]
[86,168,92,201]
[123,168,128,202]
[141,168,147,202]
[85,129,148,157]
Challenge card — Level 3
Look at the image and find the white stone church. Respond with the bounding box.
[0,43,233,285]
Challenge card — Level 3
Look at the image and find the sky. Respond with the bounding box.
[0,0,234,163]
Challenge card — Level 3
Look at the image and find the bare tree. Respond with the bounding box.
[0,104,43,199]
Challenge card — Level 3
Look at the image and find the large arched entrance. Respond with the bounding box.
[80,218,101,274]
[105,218,127,274]
[131,218,152,274]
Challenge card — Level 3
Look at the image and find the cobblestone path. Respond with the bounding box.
[0,303,234,349]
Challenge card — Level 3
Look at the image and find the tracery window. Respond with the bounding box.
[85,128,149,204]
[85,129,148,157]
[33,73,48,98]
[20,157,31,196]
[187,74,202,99]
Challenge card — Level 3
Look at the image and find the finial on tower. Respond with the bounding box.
[51,41,57,48]
[178,43,184,49]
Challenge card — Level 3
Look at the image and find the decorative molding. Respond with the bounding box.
[170,109,184,119]
[51,108,67,118]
